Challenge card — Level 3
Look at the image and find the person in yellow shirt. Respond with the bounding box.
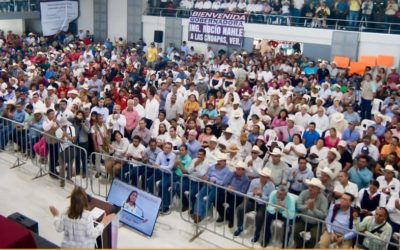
[146,42,158,67]
[380,137,400,160]
[348,0,361,28]
[184,94,200,120]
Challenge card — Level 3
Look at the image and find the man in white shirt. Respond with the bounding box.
[211,0,222,10]
[352,135,380,161]
[333,171,359,204]
[203,0,212,9]
[237,0,247,11]
[309,107,330,135]
[55,117,76,187]
[294,104,311,129]
[132,96,145,118]
[91,98,109,121]
[124,135,147,188]
[244,146,264,178]
[106,104,127,134]
[377,165,400,198]
[56,99,74,123]
[205,136,221,164]
[144,88,160,128]
[316,148,342,179]
[228,110,245,136]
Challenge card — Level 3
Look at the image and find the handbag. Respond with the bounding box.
[33,137,48,157]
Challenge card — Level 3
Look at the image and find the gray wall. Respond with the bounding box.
[303,43,332,61]
[164,17,183,50]
[330,30,359,61]
[93,0,107,42]
[127,0,144,43]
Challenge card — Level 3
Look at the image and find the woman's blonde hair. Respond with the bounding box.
[67,186,89,219]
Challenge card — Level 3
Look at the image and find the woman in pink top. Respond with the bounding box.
[198,125,214,148]
[324,127,340,149]
[122,99,140,137]
[271,109,288,128]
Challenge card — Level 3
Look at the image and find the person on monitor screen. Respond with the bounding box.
[122,191,146,220]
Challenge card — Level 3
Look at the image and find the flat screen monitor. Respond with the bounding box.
[107,179,161,237]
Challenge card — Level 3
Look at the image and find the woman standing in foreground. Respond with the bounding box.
[49,187,116,248]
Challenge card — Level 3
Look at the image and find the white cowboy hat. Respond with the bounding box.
[220,107,227,112]
[235,161,247,170]
[301,104,309,112]
[209,135,218,142]
[228,144,240,153]
[321,167,334,179]
[68,89,78,96]
[305,178,325,190]
[384,165,396,173]
[243,92,250,97]
[328,148,341,161]
[316,97,325,105]
[47,86,55,91]
[80,84,89,90]
[233,110,241,117]
[269,148,282,156]
[251,145,262,154]
[258,167,272,177]
[338,140,347,148]
[331,113,345,124]
[287,114,295,122]
[33,109,42,115]
[224,127,234,134]
[216,152,228,161]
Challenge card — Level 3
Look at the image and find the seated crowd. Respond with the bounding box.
[154,0,400,30]
[1,29,400,248]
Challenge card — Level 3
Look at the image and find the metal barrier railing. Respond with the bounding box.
[145,7,400,34]
[179,174,292,248]
[0,116,89,189]
[3,115,399,248]
[293,211,399,249]
[89,151,174,212]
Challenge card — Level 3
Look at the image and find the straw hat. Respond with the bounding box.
[338,140,347,148]
[331,113,345,124]
[305,178,325,190]
[228,144,240,153]
[68,89,78,96]
[209,135,218,142]
[251,145,262,154]
[321,167,334,179]
[224,127,234,134]
[328,148,341,161]
[384,165,396,174]
[216,152,228,161]
[269,148,282,156]
[258,167,272,177]
[235,161,247,170]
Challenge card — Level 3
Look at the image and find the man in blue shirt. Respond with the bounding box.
[303,122,321,149]
[160,144,192,214]
[187,130,201,159]
[191,152,232,223]
[319,193,356,248]
[348,155,373,190]
[341,122,361,146]
[146,142,176,198]
[215,161,250,228]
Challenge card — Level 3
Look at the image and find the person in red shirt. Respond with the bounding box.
[113,87,128,110]
[57,81,73,98]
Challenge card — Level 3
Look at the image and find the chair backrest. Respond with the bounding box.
[360,119,375,130]
[371,98,383,114]
[264,129,277,142]
[294,125,305,136]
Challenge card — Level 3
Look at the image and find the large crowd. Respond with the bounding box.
[154,0,400,30]
[1,28,400,249]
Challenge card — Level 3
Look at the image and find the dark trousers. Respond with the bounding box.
[360,98,372,120]
[122,164,148,190]
[174,176,190,209]
[216,189,243,224]
[236,199,266,235]
[262,212,292,247]
[29,137,40,158]
[294,219,321,248]
[12,128,27,153]
[75,142,88,176]
[47,143,59,175]
[188,181,203,212]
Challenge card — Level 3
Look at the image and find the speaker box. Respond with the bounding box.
[154,30,163,43]
[8,212,39,234]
